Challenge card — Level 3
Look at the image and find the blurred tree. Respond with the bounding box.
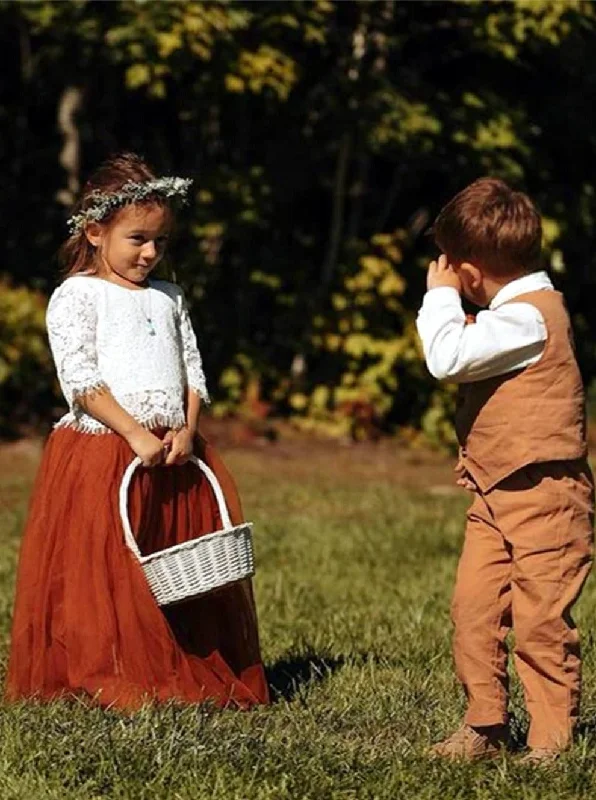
[0,0,594,442]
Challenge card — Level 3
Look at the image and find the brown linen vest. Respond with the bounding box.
[455,290,587,493]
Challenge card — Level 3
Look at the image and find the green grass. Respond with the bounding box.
[1,444,596,799]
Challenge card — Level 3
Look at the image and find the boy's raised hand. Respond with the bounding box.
[427,254,462,293]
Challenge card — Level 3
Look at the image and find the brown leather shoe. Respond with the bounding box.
[428,724,509,761]
[518,748,561,766]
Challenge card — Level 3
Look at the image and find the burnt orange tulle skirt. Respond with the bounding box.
[4,426,269,710]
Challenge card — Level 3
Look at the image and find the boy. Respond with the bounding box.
[417,178,594,764]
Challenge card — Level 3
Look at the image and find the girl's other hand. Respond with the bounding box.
[126,428,167,467]
[427,254,462,293]
[164,426,194,466]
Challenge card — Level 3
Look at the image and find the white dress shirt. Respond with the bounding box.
[46,276,209,434]
[416,271,554,383]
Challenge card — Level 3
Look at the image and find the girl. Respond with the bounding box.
[5,152,269,710]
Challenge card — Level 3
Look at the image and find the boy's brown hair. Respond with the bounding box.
[430,177,542,276]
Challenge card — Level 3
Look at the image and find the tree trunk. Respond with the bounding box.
[56,86,83,208]
[321,131,352,286]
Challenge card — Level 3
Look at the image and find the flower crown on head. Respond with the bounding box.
[67,176,193,235]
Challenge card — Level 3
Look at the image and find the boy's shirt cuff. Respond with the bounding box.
[420,286,463,311]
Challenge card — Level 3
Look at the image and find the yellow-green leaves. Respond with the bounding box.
[227,46,299,100]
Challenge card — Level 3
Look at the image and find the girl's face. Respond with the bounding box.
[85,204,170,287]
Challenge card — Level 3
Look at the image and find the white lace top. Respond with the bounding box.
[46,276,209,434]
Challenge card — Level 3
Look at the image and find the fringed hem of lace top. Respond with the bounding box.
[54,411,190,436]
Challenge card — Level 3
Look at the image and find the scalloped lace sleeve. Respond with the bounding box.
[178,291,209,403]
[46,280,105,408]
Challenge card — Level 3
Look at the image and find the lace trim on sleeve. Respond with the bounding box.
[177,292,210,403]
[46,280,105,410]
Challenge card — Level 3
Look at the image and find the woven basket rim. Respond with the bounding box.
[138,521,253,566]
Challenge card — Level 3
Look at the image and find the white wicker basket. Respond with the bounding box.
[118,455,255,606]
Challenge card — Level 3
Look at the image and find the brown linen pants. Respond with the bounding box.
[452,459,594,749]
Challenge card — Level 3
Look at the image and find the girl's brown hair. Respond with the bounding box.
[60,152,165,277]
[430,177,542,276]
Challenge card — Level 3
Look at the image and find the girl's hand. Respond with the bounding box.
[126,428,168,467]
[427,254,461,292]
[164,426,194,466]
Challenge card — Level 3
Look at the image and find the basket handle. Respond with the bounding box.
[118,455,233,560]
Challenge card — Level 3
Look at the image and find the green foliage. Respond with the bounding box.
[479,0,590,57]
[421,385,459,452]
[0,283,54,437]
[287,230,421,439]
[1,0,596,442]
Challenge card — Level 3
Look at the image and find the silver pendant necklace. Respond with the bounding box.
[133,288,156,336]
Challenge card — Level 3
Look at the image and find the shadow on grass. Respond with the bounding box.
[266,654,346,703]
